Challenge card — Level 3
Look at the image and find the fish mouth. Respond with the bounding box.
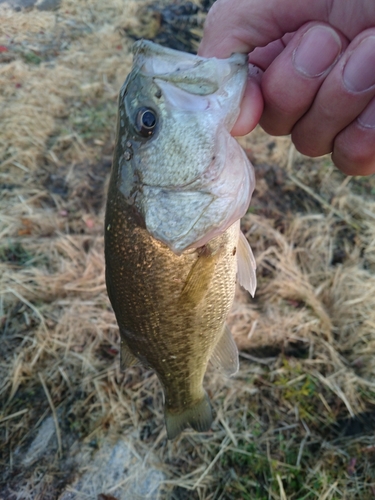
[133,40,247,97]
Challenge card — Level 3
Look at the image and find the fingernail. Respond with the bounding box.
[343,36,375,92]
[293,26,342,77]
[358,96,375,128]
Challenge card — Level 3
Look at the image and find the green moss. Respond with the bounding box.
[273,360,321,421]
[0,242,34,266]
[22,51,42,65]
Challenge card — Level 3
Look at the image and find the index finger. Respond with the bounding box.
[198,0,351,58]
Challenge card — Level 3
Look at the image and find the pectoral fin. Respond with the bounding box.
[237,230,257,297]
[179,250,217,307]
[210,324,239,376]
[165,392,212,440]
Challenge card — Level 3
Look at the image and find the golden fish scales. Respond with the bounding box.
[105,185,239,438]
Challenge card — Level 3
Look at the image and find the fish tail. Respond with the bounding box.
[165,393,213,440]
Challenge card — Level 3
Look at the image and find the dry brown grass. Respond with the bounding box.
[1,1,375,499]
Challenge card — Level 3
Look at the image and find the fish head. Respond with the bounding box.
[113,40,254,254]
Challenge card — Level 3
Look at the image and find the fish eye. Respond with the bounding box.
[135,107,157,137]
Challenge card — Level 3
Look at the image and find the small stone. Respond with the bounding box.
[123,150,132,161]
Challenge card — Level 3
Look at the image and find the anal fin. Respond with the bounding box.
[237,230,257,297]
[210,324,239,376]
[120,338,140,371]
[165,392,212,440]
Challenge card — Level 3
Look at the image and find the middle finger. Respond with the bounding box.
[292,30,375,157]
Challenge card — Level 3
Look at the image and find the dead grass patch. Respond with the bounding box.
[1,1,375,499]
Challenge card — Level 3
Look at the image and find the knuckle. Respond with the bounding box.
[260,113,293,136]
[333,130,375,175]
[291,127,331,157]
[293,141,328,158]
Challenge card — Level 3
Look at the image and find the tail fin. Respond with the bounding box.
[165,393,213,440]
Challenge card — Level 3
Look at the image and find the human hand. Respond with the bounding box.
[199,0,375,175]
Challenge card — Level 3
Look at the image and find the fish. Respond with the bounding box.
[105,40,256,440]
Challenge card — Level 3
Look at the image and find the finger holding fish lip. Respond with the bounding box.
[225,22,349,138]
[230,63,264,137]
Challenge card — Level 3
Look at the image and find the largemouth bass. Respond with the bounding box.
[105,40,256,439]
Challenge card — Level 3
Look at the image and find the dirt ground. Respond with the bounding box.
[1,1,375,499]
